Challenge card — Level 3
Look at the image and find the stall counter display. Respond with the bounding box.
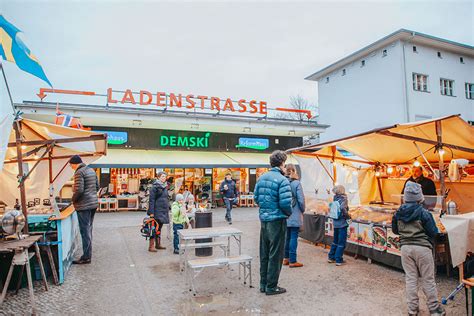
[372,225,388,251]
[357,223,373,248]
[347,221,359,245]
[386,227,401,256]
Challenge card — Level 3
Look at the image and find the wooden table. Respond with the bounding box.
[0,235,49,315]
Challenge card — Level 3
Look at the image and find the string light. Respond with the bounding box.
[375,171,381,177]
[387,166,394,174]
[413,161,421,167]
[439,148,445,156]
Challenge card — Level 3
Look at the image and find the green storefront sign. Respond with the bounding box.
[160,132,211,148]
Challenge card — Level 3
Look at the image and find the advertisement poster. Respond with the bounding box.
[386,227,401,256]
[347,221,358,245]
[372,225,387,251]
[357,223,373,248]
[325,217,334,237]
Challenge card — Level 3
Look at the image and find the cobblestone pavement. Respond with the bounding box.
[1,208,466,315]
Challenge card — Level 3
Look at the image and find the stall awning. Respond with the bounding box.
[91,149,272,168]
[289,115,474,164]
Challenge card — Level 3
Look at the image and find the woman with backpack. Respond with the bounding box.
[283,164,306,268]
[328,185,350,266]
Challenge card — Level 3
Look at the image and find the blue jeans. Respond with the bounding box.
[76,208,96,260]
[284,227,300,263]
[224,198,233,221]
[173,223,184,251]
[328,227,348,263]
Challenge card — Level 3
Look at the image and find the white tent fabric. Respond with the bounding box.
[0,84,14,171]
[0,118,106,206]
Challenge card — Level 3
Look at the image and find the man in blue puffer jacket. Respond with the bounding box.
[254,150,293,296]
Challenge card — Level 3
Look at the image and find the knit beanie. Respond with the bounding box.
[404,181,424,203]
[175,194,184,202]
[69,155,82,164]
[332,185,345,195]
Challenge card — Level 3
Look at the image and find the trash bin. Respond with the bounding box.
[195,211,212,257]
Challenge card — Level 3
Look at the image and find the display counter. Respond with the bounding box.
[28,205,79,284]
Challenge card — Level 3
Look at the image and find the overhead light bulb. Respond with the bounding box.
[21,145,27,150]
[413,161,421,167]
[439,148,445,156]
[387,166,394,174]
[375,171,381,177]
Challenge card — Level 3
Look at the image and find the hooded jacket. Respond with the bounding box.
[392,202,438,249]
[72,163,99,211]
[148,179,170,224]
[254,167,292,222]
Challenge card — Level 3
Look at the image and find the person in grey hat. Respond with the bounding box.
[392,181,444,316]
[69,155,99,264]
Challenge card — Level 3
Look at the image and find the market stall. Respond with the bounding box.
[0,117,107,283]
[289,115,474,270]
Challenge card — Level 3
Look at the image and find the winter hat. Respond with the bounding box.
[69,155,82,164]
[175,194,184,202]
[332,185,345,195]
[404,181,424,203]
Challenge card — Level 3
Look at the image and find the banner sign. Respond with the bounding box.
[94,130,128,145]
[236,137,269,150]
[160,132,211,149]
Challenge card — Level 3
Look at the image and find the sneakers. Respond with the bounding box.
[173,249,179,255]
[265,286,287,296]
[289,262,304,268]
[429,306,446,316]
[408,311,418,316]
[283,258,289,266]
[335,262,346,266]
[328,259,335,263]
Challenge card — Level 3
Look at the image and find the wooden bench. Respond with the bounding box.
[186,254,253,294]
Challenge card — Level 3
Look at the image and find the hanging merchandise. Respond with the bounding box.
[448,160,460,181]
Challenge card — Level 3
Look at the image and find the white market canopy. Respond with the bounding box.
[289,115,474,165]
[0,118,107,206]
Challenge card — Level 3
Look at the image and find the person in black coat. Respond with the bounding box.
[402,166,437,197]
[147,171,170,252]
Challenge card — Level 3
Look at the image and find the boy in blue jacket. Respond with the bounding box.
[254,150,293,295]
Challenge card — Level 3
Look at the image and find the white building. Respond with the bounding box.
[306,29,474,141]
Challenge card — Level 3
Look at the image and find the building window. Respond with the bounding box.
[466,83,474,99]
[440,78,454,96]
[361,60,365,67]
[382,49,387,57]
[437,51,442,58]
[413,46,417,53]
[412,73,428,92]
[325,77,329,83]
[342,69,346,76]
[460,57,464,64]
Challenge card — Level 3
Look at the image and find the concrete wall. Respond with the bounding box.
[317,41,406,141]
[404,43,474,122]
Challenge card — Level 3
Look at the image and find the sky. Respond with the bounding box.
[1,0,473,118]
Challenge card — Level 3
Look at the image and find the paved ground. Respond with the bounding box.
[1,208,467,315]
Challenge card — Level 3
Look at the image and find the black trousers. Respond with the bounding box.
[259,219,287,291]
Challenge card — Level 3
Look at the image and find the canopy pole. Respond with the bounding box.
[413,142,438,179]
[331,146,337,185]
[315,155,334,183]
[13,121,28,233]
[0,61,16,113]
[436,121,447,212]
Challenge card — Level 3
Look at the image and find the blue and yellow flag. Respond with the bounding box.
[0,15,52,87]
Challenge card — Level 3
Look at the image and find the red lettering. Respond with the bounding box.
[222,98,235,112]
[156,92,166,107]
[259,101,267,115]
[197,95,208,109]
[238,99,247,113]
[139,90,152,105]
[249,100,258,113]
[169,93,182,107]
[186,94,196,109]
[210,97,221,111]
[121,89,136,104]
[107,88,117,104]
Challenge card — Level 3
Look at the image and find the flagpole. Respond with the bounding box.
[0,60,29,233]
[0,61,16,113]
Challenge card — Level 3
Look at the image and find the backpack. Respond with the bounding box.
[328,200,341,220]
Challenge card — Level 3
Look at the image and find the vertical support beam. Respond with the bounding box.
[436,120,447,212]
[13,120,28,233]
[376,176,385,203]
[331,146,337,185]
